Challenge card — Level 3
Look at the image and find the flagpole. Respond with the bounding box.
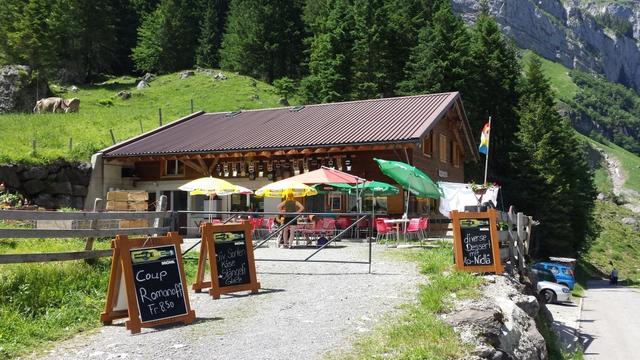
[483,116,492,185]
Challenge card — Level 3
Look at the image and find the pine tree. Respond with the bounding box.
[299,0,354,103]
[398,0,471,95]
[512,56,596,256]
[195,0,228,68]
[220,0,305,82]
[349,0,393,99]
[466,9,521,187]
[132,0,200,73]
[3,0,57,73]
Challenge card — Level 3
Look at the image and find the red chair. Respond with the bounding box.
[419,217,429,240]
[336,216,353,238]
[375,218,393,243]
[405,218,421,242]
[355,217,371,240]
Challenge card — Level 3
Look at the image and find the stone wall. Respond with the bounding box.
[0,161,91,209]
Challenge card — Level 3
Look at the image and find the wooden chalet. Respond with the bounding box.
[87,92,479,235]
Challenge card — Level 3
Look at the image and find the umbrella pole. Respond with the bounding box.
[208,194,213,222]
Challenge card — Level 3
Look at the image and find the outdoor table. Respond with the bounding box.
[383,218,410,244]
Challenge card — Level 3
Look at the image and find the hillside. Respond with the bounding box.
[0,71,282,163]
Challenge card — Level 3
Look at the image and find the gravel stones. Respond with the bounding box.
[41,244,423,360]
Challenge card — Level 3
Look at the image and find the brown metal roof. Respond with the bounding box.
[102,92,473,158]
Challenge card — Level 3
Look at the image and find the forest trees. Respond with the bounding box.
[511,57,596,256]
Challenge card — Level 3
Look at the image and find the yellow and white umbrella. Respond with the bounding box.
[178,176,239,195]
[179,177,245,221]
[255,179,318,198]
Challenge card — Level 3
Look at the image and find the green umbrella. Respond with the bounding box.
[373,158,441,199]
[312,183,353,194]
[352,181,400,196]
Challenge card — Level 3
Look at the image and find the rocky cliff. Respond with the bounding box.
[452,0,640,92]
[0,65,49,113]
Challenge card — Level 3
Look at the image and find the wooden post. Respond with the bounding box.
[190,99,194,113]
[158,108,163,126]
[153,195,167,236]
[31,139,36,154]
[139,119,144,134]
[109,129,116,144]
[516,212,527,276]
[68,137,73,152]
[507,210,517,273]
[84,198,103,263]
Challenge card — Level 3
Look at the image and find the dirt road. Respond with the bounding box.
[41,244,423,360]
[579,280,640,359]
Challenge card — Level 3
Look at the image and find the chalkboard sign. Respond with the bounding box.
[130,244,188,322]
[214,236,251,287]
[100,232,195,334]
[451,209,503,274]
[459,219,493,267]
[193,223,261,299]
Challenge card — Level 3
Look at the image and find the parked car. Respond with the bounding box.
[537,281,571,303]
[532,262,575,290]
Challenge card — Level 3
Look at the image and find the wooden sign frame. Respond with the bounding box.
[192,222,261,299]
[451,209,503,274]
[100,232,196,334]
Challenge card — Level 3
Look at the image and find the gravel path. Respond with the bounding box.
[41,243,423,360]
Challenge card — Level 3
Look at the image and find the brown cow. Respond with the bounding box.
[62,98,80,113]
[33,97,64,113]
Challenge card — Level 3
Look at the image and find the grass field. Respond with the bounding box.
[0,232,200,359]
[0,71,282,164]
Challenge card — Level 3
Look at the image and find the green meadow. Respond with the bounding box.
[0,71,282,164]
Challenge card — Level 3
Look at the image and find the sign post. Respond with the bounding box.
[193,222,261,299]
[451,209,503,274]
[100,232,195,334]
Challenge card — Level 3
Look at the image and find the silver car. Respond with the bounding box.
[537,281,571,303]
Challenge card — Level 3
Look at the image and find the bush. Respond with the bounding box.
[97,98,113,107]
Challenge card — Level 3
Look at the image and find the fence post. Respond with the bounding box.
[516,212,526,276]
[68,137,73,152]
[158,108,163,127]
[31,139,36,154]
[84,198,103,263]
[139,119,144,134]
[153,195,167,236]
[109,129,116,144]
[190,99,194,113]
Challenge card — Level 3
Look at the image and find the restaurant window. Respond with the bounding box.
[422,130,433,157]
[439,134,447,163]
[327,193,342,212]
[452,141,460,168]
[165,160,184,176]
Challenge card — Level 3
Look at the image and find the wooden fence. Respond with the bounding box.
[0,196,172,264]
[498,207,534,277]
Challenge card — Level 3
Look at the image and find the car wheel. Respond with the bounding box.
[541,289,557,304]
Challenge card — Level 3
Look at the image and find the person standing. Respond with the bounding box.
[610,266,619,285]
[277,193,304,248]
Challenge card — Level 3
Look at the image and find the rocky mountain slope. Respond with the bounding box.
[453,0,640,92]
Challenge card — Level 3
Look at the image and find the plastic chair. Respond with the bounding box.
[375,218,393,243]
[355,218,370,240]
[405,218,421,242]
[336,216,353,238]
[419,217,429,240]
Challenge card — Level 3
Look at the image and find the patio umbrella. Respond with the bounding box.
[312,183,353,194]
[255,179,318,198]
[374,158,441,216]
[354,181,400,196]
[179,176,242,221]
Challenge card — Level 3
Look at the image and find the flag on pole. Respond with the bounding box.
[478,122,490,155]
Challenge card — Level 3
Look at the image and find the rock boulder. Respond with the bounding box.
[0,65,49,113]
